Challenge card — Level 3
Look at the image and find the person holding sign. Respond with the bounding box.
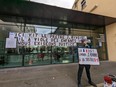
[77,40,97,87]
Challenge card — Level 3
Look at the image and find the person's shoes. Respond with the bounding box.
[78,84,82,87]
[88,81,97,87]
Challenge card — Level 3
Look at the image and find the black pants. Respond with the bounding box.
[78,64,91,84]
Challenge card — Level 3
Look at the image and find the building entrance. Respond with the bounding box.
[0,20,107,68]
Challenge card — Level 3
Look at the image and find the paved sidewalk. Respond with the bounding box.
[0,61,116,87]
[87,83,104,87]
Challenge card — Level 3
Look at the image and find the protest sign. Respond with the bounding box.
[78,48,100,65]
[8,32,87,47]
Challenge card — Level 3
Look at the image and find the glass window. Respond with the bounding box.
[0,15,106,68]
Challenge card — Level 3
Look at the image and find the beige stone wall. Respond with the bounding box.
[106,23,116,61]
[73,0,116,18]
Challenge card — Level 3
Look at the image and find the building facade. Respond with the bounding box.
[0,1,115,68]
[72,0,116,61]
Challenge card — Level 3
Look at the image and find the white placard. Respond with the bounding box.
[78,48,100,65]
[5,38,17,48]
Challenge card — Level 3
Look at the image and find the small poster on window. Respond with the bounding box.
[5,38,17,48]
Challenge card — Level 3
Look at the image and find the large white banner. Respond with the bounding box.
[8,32,87,47]
[78,48,100,65]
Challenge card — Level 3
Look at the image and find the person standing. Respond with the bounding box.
[77,40,97,87]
